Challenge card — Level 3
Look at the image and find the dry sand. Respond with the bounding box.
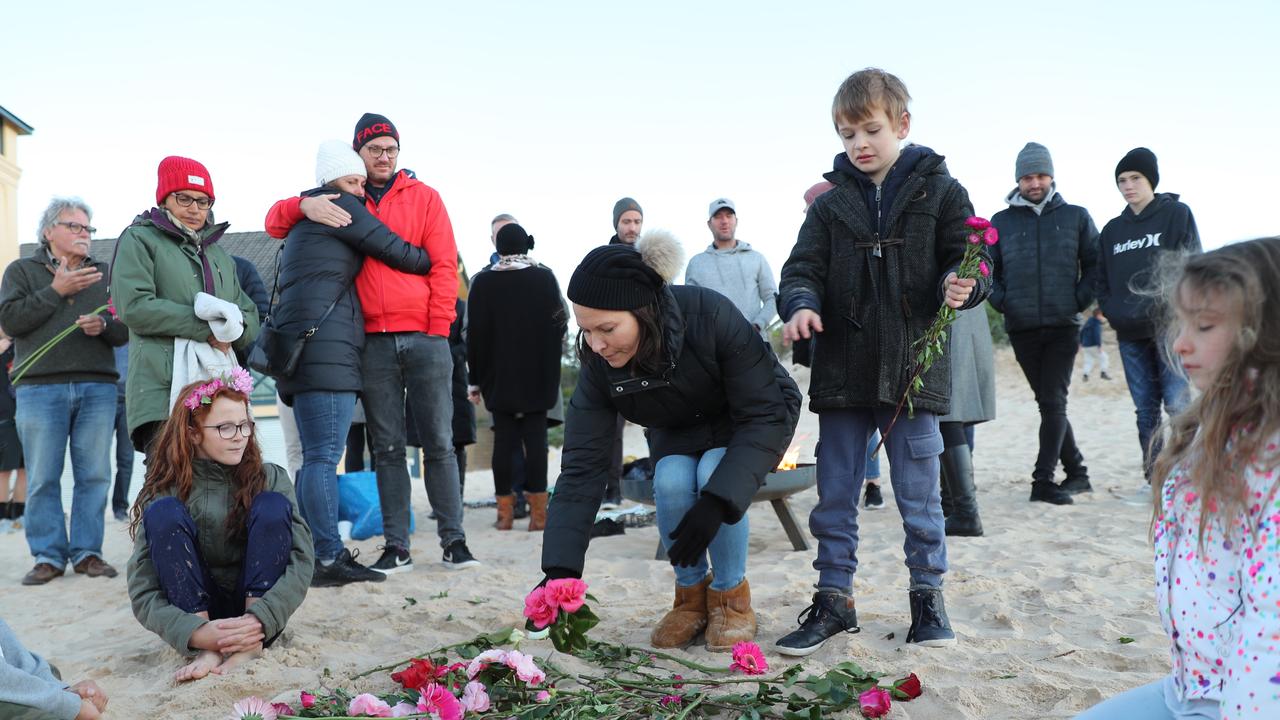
[0,338,1170,719]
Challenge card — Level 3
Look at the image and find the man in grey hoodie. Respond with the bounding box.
[684,198,777,339]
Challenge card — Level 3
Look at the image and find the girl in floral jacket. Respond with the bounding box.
[1077,237,1280,720]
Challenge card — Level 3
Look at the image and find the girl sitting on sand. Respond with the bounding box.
[1077,237,1280,719]
[126,371,313,682]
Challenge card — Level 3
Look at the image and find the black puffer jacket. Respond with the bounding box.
[988,190,1099,333]
[778,146,989,415]
[542,285,802,576]
[273,189,430,401]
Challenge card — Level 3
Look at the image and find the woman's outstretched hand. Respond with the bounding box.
[667,494,728,567]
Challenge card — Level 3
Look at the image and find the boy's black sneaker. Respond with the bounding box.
[905,588,955,647]
[774,591,860,657]
[370,544,414,575]
[863,483,885,509]
[1030,479,1074,505]
[442,540,481,569]
[1059,474,1093,495]
[311,548,386,587]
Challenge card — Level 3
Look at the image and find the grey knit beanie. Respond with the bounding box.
[1015,142,1054,180]
[612,197,643,229]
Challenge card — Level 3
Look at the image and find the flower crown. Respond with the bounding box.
[183,368,254,411]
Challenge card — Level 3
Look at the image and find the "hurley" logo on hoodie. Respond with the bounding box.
[1113,233,1162,255]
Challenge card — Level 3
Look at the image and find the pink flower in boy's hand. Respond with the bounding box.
[983,226,999,245]
[348,693,392,717]
[979,261,991,277]
[523,586,559,629]
[964,216,991,231]
[729,642,769,675]
[544,578,588,613]
[859,687,893,718]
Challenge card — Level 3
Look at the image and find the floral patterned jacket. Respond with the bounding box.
[1153,441,1280,718]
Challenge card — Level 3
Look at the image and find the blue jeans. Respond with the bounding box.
[811,407,946,592]
[865,431,881,480]
[653,448,747,591]
[112,394,135,515]
[292,391,356,562]
[1074,676,1216,719]
[362,333,463,550]
[142,493,292,620]
[14,382,117,568]
[1118,338,1190,477]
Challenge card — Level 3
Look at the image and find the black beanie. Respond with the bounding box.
[495,223,534,256]
[1115,147,1159,189]
[567,245,663,310]
[353,113,399,151]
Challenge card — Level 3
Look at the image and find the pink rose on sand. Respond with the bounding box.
[461,681,491,713]
[729,642,769,675]
[859,687,893,718]
[299,691,316,709]
[535,690,552,702]
[348,693,392,717]
[544,578,588,613]
[964,216,991,231]
[983,226,999,245]
[270,704,293,716]
[979,260,990,277]
[504,650,547,685]
[523,586,559,629]
[466,648,509,679]
[228,697,277,720]
[416,684,464,720]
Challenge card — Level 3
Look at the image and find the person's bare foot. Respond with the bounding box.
[175,650,223,683]
[216,645,263,675]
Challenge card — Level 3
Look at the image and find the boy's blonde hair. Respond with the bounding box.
[831,68,911,128]
[1151,237,1280,542]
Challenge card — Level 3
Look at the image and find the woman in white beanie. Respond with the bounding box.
[270,140,431,588]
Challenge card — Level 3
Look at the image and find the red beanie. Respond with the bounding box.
[156,156,215,206]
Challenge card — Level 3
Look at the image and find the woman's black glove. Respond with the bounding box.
[667,494,729,567]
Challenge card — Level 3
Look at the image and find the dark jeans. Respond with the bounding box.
[1117,338,1190,479]
[362,332,464,550]
[112,395,135,515]
[292,391,356,563]
[491,411,548,495]
[1009,326,1087,482]
[345,422,371,473]
[141,493,291,619]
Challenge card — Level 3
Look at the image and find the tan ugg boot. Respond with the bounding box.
[650,575,712,649]
[705,578,757,651]
[526,492,548,532]
[495,494,515,531]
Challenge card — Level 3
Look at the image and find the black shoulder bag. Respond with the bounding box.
[248,243,353,379]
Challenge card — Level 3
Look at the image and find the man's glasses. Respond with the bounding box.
[363,145,400,159]
[172,193,214,210]
[203,421,255,439]
[55,221,97,235]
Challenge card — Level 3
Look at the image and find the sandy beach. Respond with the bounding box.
[0,337,1170,719]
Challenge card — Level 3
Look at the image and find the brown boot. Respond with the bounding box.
[650,575,711,649]
[495,494,515,530]
[526,492,548,532]
[705,578,757,651]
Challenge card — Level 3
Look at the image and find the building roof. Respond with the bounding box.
[19,230,281,282]
[0,105,34,135]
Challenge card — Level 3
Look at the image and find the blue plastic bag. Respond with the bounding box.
[337,471,415,540]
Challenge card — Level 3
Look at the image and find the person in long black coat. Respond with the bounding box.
[540,231,801,653]
[271,141,430,587]
[467,224,566,532]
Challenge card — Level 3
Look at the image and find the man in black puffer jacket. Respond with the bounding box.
[990,142,1100,505]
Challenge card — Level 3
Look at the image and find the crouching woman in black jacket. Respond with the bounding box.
[541,232,801,652]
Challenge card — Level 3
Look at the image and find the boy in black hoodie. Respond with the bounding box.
[1097,147,1200,482]
[777,68,990,656]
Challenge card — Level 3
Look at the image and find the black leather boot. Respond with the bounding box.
[938,461,954,520]
[940,445,983,536]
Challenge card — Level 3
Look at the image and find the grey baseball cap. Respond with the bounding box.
[708,197,736,219]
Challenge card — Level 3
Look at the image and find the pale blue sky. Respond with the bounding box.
[4,0,1276,288]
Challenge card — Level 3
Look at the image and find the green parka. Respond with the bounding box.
[109,209,260,433]
[126,460,314,656]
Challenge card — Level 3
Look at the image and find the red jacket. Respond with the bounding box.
[266,172,458,336]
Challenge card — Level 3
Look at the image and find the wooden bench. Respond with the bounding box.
[622,464,816,560]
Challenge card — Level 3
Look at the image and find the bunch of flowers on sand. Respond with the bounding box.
[230,581,925,718]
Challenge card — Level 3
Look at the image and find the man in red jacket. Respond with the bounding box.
[265,113,479,573]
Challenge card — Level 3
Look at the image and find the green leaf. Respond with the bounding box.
[401,597,417,609]
[431,590,449,600]
[1118,636,1136,644]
